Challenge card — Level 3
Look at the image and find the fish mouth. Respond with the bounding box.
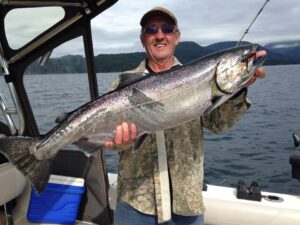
[238,45,267,87]
[252,45,267,67]
[241,44,267,68]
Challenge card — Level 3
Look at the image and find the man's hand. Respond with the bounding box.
[104,122,137,149]
[244,50,267,87]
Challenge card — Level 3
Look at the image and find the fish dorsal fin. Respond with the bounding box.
[117,72,145,89]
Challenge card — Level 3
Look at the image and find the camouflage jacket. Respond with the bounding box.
[111,58,250,222]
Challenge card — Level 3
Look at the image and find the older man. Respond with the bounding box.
[105,7,266,225]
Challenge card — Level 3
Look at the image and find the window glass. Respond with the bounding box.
[24,37,89,134]
[5,7,64,49]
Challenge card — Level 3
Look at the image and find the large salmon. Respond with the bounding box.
[0,44,266,193]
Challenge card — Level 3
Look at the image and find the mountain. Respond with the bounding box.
[264,40,300,59]
[175,41,212,64]
[94,52,146,72]
[205,41,251,52]
[26,55,87,74]
[25,41,300,74]
[94,42,213,71]
[206,41,300,65]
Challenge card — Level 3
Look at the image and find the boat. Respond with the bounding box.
[0,1,300,224]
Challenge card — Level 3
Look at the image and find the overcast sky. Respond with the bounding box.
[4,0,300,57]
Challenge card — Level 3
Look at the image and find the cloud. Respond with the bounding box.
[91,26,144,54]
[5,7,64,49]
[3,0,300,56]
[89,0,300,53]
[272,43,300,49]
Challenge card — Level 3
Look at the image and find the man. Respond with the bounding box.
[105,7,266,225]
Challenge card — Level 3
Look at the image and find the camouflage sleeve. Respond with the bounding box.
[202,89,251,133]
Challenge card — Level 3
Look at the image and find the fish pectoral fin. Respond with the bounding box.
[129,88,164,112]
[129,88,153,104]
[132,133,149,152]
[205,94,233,114]
[55,112,70,124]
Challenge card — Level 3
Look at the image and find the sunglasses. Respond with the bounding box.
[143,24,176,35]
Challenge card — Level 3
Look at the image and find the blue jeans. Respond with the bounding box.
[114,201,204,225]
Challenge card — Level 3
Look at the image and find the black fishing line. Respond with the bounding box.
[236,0,270,46]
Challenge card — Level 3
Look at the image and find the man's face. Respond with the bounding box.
[140,16,180,64]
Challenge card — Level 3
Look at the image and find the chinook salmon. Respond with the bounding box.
[0,44,266,193]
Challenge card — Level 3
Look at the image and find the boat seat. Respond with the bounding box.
[0,163,26,206]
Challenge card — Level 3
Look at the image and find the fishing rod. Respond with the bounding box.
[236,0,270,46]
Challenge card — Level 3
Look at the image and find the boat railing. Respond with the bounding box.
[0,43,25,135]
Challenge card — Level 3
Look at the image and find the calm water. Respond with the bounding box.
[0,64,299,195]
[204,65,300,195]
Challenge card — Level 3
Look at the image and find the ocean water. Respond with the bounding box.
[204,64,300,195]
[0,64,299,195]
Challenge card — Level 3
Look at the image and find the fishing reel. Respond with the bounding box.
[289,133,300,182]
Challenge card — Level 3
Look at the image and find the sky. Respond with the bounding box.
[4,0,300,57]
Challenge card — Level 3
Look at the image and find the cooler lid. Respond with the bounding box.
[49,174,84,187]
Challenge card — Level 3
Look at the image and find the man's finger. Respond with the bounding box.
[104,141,113,149]
[130,123,137,141]
[255,67,266,79]
[122,122,130,143]
[255,50,267,58]
[114,125,123,145]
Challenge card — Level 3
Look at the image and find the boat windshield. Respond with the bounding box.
[5,7,65,50]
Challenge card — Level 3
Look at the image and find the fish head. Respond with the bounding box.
[215,44,267,94]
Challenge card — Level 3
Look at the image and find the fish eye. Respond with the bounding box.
[241,55,248,63]
[242,53,256,63]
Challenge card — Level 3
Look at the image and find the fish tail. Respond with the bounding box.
[0,136,52,194]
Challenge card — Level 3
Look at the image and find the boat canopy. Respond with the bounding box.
[0,1,118,224]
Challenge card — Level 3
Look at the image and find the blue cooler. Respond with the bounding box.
[27,174,85,224]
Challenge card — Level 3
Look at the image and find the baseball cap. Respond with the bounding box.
[140,7,178,27]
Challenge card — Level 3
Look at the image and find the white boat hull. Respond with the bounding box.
[1,167,299,225]
[108,173,300,225]
[203,185,300,225]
